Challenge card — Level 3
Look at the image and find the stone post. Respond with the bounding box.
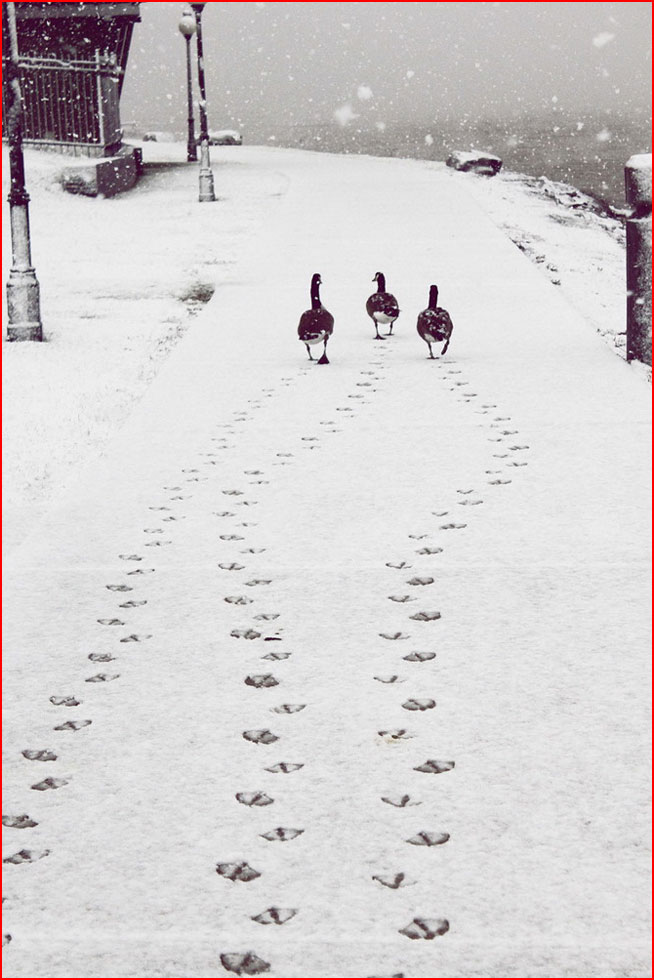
[625,154,652,365]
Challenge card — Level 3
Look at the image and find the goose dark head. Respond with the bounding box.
[429,284,439,309]
[373,271,386,292]
[311,273,322,288]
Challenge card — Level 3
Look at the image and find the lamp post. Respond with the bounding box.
[3,2,43,341]
[178,6,197,163]
[190,2,215,202]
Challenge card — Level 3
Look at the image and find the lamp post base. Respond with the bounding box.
[6,269,43,342]
[198,139,216,202]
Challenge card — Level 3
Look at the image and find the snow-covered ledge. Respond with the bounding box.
[625,153,652,365]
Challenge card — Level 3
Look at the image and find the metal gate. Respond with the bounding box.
[2,52,122,156]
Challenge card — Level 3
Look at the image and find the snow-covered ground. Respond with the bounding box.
[3,145,651,979]
[2,142,643,555]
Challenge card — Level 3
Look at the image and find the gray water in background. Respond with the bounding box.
[248,112,651,208]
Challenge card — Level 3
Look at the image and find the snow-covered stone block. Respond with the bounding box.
[60,146,139,198]
[446,150,502,176]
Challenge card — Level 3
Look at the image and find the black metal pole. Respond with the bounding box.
[184,34,197,162]
[3,2,43,341]
[190,2,215,202]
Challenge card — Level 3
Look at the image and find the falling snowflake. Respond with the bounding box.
[595,128,612,143]
[375,121,386,132]
[357,84,373,101]
[592,32,615,48]
[424,133,434,146]
[406,69,415,79]
[334,103,358,126]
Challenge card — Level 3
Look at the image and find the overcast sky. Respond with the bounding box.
[122,2,652,135]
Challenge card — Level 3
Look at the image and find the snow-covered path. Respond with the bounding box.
[3,148,651,979]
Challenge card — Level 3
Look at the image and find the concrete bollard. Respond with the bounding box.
[625,154,652,365]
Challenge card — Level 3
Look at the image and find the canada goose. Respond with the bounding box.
[366,272,400,339]
[297,273,334,364]
[416,285,453,358]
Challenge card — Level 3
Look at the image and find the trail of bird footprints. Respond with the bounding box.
[3,338,529,978]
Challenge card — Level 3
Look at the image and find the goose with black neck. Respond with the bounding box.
[297,273,334,364]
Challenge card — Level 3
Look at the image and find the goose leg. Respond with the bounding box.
[305,344,314,361]
[387,320,395,336]
[441,333,451,355]
[317,338,329,365]
[427,341,434,359]
[373,320,384,340]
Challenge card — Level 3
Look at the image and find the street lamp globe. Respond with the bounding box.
[178,6,196,38]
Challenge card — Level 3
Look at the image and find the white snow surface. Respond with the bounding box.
[3,145,651,979]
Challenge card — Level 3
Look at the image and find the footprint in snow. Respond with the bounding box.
[220,563,245,571]
[236,792,274,807]
[260,827,303,842]
[271,704,305,714]
[22,749,57,762]
[127,567,155,576]
[409,611,441,621]
[120,634,151,643]
[215,862,261,883]
[50,696,80,707]
[2,814,38,829]
[381,794,421,808]
[231,629,261,640]
[388,595,415,603]
[373,873,413,889]
[3,849,50,865]
[88,653,115,662]
[510,444,530,451]
[439,523,466,531]
[416,547,443,556]
[214,512,235,518]
[251,907,297,925]
[242,729,279,745]
[243,548,266,554]
[399,918,449,940]
[488,478,512,486]
[221,534,244,541]
[106,584,132,593]
[508,461,528,467]
[220,952,270,976]
[31,777,69,792]
[119,554,142,562]
[264,762,303,773]
[245,675,279,688]
[225,596,253,605]
[374,675,403,684]
[458,499,483,507]
[86,673,120,683]
[223,490,244,496]
[262,651,292,661]
[53,720,92,732]
[380,632,409,640]
[386,561,411,570]
[407,577,434,586]
[378,729,414,741]
[413,759,454,774]
[119,600,147,608]
[493,453,509,459]
[403,651,436,663]
[245,579,271,587]
[402,699,436,711]
[406,831,450,847]
[408,534,427,540]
